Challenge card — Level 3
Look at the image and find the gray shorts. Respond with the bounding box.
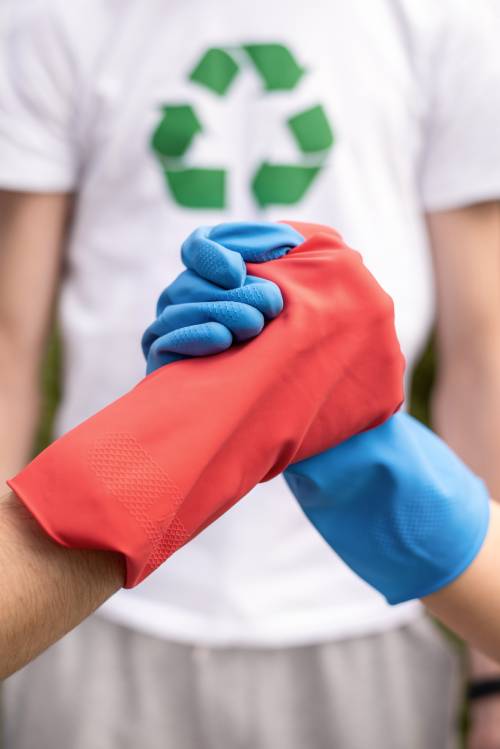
[2,613,462,749]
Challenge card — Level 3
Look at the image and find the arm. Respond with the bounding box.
[0,191,71,485]
[145,235,500,659]
[139,221,500,659]
[424,501,500,663]
[9,221,403,586]
[0,491,122,679]
[0,220,275,676]
[428,202,500,490]
[0,220,402,673]
[427,203,500,742]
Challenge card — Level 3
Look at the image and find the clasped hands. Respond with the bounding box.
[143,220,490,606]
[8,220,488,597]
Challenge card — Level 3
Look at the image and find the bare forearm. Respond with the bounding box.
[0,492,123,679]
[0,191,71,487]
[428,201,500,493]
[432,360,500,679]
[432,355,500,498]
[426,203,500,740]
[0,369,40,486]
[424,501,500,662]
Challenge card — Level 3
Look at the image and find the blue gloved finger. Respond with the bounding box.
[142,301,264,359]
[209,222,304,262]
[157,271,283,319]
[146,322,232,375]
[180,223,305,290]
[146,346,184,374]
[181,226,247,290]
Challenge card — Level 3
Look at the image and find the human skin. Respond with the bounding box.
[426,202,500,747]
[423,501,500,664]
[2,490,500,681]
[0,491,123,680]
[2,192,500,740]
[0,192,72,486]
[1,200,500,676]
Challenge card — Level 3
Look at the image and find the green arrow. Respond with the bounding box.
[151,105,202,159]
[252,163,321,206]
[243,44,305,91]
[164,168,226,209]
[287,105,334,153]
[190,48,239,96]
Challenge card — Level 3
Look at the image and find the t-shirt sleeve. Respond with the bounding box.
[419,0,500,211]
[0,1,79,192]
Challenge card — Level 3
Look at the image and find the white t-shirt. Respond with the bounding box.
[1,0,500,647]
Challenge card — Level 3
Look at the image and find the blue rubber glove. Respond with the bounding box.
[284,413,490,604]
[181,223,304,288]
[143,222,304,374]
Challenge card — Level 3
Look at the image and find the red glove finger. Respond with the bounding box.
[8,223,404,587]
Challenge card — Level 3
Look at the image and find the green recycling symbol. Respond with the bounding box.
[151,43,335,209]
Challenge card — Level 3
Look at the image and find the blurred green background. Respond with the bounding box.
[35,332,62,455]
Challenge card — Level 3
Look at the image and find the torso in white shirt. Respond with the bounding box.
[4,0,499,645]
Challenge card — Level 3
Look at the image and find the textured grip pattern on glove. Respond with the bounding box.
[147,517,190,571]
[160,323,229,354]
[286,413,489,604]
[193,236,227,280]
[89,433,189,574]
[180,223,303,289]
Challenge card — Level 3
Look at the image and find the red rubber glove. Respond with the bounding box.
[8,222,404,587]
